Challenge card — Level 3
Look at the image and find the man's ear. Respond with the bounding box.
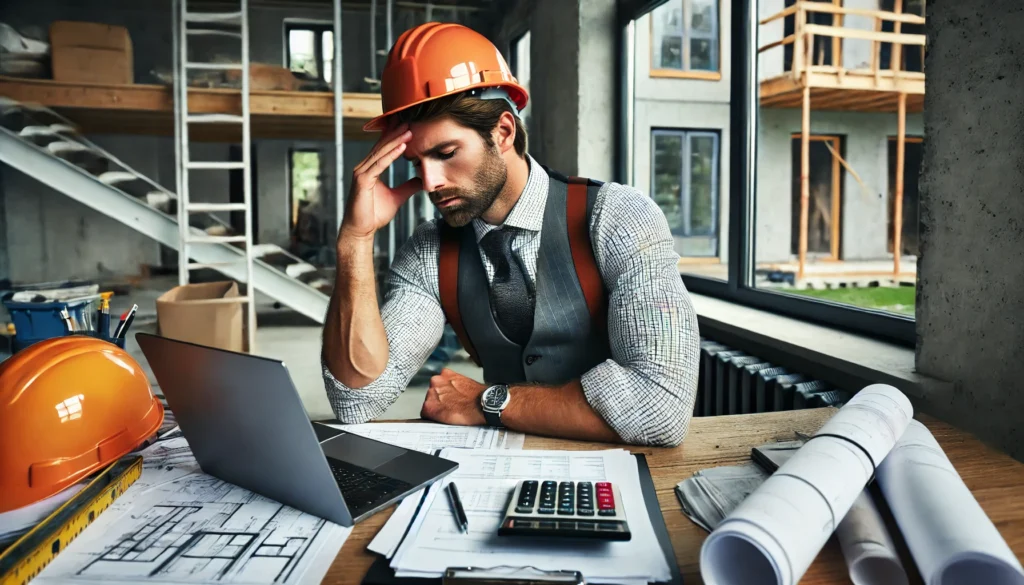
[492,111,517,155]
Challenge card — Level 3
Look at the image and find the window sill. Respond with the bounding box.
[650,69,723,81]
[688,292,951,401]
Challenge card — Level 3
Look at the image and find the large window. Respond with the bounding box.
[621,0,920,344]
[650,0,721,78]
[285,24,335,84]
[652,130,720,258]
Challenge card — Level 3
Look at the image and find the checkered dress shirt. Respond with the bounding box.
[322,155,700,447]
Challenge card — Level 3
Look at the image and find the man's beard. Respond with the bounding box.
[432,149,508,228]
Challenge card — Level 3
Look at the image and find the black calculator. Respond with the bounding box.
[497,480,631,541]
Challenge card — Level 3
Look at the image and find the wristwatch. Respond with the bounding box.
[480,384,510,427]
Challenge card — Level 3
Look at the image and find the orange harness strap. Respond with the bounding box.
[567,176,607,332]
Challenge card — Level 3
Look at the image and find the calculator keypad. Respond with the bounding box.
[498,479,631,541]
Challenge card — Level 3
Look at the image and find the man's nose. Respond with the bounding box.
[418,163,445,193]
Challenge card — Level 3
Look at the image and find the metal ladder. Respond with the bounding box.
[172,0,256,352]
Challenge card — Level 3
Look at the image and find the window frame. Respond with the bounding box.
[620,0,916,347]
[650,128,721,257]
[649,0,724,80]
[284,22,334,84]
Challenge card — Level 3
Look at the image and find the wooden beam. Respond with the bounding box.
[805,69,925,93]
[894,92,907,275]
[800,84,811,281]
[890,0,904,73]
[760,3,799,25]
[0,76,382,122]
[797,1,925,24]
[802,23,925,46]
[759,34,796,54]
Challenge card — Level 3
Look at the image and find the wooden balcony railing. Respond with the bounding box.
[759,1,926,109]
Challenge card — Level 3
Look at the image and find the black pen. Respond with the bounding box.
[115,304,138,339]
[446,482,469,533]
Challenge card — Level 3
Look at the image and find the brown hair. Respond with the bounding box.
[395,91,528,157]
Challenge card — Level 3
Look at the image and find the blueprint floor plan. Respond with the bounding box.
[34,438,352,585]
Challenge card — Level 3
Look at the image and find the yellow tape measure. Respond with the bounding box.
[0,455,143,585]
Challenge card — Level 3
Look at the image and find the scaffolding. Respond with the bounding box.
[759,0,926,281]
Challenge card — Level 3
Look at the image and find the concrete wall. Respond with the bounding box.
[756,109,924,263]
[528,0,616,179]
[916,0,1024,460]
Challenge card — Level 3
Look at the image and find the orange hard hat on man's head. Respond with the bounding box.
[363,22,529,132]
[0,336,164,513]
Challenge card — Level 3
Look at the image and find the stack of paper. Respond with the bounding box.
[323,423,526,559]
[675,463,769,532]
[386,448,671,585]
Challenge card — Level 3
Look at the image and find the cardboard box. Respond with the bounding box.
[156,281,248,354]
[50,21,133,84]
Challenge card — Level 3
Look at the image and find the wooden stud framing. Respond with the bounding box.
[799,83,811,280]
[894,91,907,275]
[890,0,904,73]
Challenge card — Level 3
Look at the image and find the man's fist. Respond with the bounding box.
[420,368,488,426]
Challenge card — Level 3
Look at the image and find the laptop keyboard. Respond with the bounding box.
[327,458,413,516]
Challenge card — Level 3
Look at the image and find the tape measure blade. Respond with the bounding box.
[0,456,143,584]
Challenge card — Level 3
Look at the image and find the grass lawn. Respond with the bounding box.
[787,286,916,316]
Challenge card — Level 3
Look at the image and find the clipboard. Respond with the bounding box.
[361,453,683,585]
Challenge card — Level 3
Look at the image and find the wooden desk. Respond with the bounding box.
[320,409,1024,585]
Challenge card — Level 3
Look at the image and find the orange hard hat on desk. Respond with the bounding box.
[363,22,529,132]
[0,336,164,513]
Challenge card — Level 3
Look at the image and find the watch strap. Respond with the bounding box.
[483,408,503,427]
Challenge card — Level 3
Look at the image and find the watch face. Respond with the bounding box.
[483,386,508,409]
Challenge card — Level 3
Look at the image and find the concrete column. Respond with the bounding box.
[916,0,1024,460]
[528,0,616,180]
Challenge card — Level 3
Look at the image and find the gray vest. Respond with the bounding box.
[440,172,612,385]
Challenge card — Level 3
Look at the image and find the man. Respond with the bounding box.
[322,22,699,447]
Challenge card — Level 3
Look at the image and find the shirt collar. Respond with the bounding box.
[472,154,548,242]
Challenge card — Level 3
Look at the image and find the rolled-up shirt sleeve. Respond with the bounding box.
[580,183,701,447]
[322,221,447,423]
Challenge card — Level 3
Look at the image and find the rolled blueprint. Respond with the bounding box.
[699,384,913,585]
[876,419,1024,585]
[836,490,909,585]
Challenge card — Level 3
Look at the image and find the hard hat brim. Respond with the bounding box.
[362,81,529,133]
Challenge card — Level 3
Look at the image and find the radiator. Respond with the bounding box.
[694,337,851,417]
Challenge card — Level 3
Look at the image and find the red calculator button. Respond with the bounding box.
[598,497,614,509]
[596,482,611,491]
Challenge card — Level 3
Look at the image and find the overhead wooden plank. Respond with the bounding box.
[0,76,382,121]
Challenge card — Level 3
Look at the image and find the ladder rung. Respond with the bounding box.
[187,261,247,270]
[186,203,248,212]
[186,28,243,39]
[186,161,245,170]
[186,114,244,124]
[186,62,243,71]
[185,235,248,244]
[184,11,242,24]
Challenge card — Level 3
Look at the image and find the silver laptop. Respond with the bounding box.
[136,332,458,527]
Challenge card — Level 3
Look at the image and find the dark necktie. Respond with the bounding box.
[479,228,535,346]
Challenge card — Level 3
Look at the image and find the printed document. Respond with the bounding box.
[33,436,352,585]
[327,422,525,453]
[700,384,913,585]
[339,423,526,558]
[389,448,671,585]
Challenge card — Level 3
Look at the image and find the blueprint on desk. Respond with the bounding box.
[33,437,352,585]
